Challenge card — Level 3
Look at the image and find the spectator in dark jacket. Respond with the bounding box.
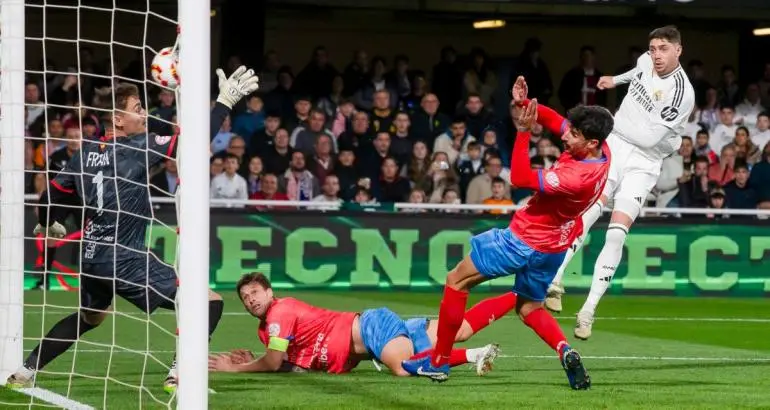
[372,157,411,203]
[723,161,757,212]
[748,142,770,209]
[431,46,463,116]
[558,46,607,111]
[460,93,496,141]
[294,46,339,101]
[677,156,711,209]
[510,38,553,105]
[411,93,451,147]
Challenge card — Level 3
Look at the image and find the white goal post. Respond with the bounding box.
[0,0,212,409]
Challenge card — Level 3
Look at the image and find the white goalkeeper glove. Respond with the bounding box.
[215,65,260,109]
[33,221,67,239]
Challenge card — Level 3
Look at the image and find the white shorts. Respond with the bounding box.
[602,132,661,216]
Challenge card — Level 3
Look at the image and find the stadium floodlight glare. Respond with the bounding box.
[753,27,770,36]
[473,19,506,29]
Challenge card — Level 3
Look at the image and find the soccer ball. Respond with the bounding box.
[150,47,180,89]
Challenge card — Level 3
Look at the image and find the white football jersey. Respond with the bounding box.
[612,52,695,161]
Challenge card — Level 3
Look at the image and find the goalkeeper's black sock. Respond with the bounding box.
[43,247,58,289]
[208,299,224,338]
[24,312,97,370]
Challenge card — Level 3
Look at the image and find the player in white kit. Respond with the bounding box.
[544,26,695,339]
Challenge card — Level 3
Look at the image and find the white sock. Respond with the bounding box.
[465,347,485,363]
[167,358,177,378]
[553,202,603,284]
[17,365,36,380]
[581,223,628,315]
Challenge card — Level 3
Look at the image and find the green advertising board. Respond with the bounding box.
[24,209,770,296]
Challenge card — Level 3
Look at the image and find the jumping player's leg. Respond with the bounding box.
[575,168,657,340]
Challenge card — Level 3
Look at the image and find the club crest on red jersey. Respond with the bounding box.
[268,323,280,337]
[545,171,560,188]
[155,135,172,145]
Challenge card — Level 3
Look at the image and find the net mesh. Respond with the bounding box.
[2,1,185,408]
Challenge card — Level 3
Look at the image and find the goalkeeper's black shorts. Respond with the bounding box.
[80,252,177,314]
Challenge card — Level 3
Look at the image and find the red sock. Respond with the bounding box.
[410,348,468,367]
[522,307,567,352]
[430,285,468,367]
[463,292,517,334]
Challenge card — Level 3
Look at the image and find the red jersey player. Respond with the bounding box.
[403,76,614,390]
[208,273,505,377]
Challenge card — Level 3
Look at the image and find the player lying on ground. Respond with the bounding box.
[5,66,259,393]
[544,26,695,340]
[402,76,614,390]
[208,273,521,376]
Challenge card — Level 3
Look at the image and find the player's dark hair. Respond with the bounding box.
[649,25,682,45]
[491,176,505,185]
[236,273,272,301]
[114,83,140,111]
[734,159,749,172]
[566,105,614,144]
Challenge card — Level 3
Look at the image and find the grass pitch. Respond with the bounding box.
[2,291,770,409]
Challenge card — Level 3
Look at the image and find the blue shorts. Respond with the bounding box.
[470,228,566,302]
[359,308,409,360]
[404,318,432,354]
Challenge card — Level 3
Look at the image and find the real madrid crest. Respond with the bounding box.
[653,90,664,102]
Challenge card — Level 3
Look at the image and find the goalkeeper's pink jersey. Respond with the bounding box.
[257,297,358,373]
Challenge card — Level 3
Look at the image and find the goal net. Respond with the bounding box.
[0,0,211,409]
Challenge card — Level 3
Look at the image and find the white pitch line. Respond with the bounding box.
[14,387,95,410]
[21,309,770,323]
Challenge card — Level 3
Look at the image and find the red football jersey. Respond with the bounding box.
[257,297,358,373]
[509,144,610,253]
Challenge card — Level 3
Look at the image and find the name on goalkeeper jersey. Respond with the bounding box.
[86,151,111,168]
[629,80,654,113]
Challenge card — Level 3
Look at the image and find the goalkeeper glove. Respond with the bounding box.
[33,221,67,239]
[216,65,260,109]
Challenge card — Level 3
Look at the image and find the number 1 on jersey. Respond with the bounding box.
[92,170,104,215]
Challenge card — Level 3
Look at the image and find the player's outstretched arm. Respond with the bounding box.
[208,348,284,373]
[511,76,567,136]
[210,66,260,140]
[509,101,541,191]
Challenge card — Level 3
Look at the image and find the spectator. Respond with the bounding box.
[34,119,65,167]
[330,99,355,138]
[431,46,463,116]
[284,95,312,135]
[25,82,45,129]
[677,156,711,208]
[257,50,282,93]
[440,188,461,213]
[711,106,737,154]
[294,46,339,101]
[708,145,736,186]
[306,134,336,182]
[723,160,757,212]
[513,155,544,204]
[482,176,514,215]
[372,157,410,203]
[250,173,290,210]
[390,111,413,165]
[342,50,369,97]
[338,111,373,154]
[210,156,224,179]
[353,57,397,111]
[752,112,770,149]
[461,93,495,143]
[426,151,459,204]
[385,54,412,100]
[369,89,395,134]
[687,59,712,107]
[233,94,265,139]
[263,128,293,175]
[217,135,247,173]
[403,188,427,213]
[311,174,343,210]
[148,89,176,135]
[511,37,553,105]
[682,110,704,141]
[654,142,684,208]
[24,140,42,194]
[249,111,281,159]
[466,155,509,204]
[263,66,295,118]
[558,46,606,111]
[401,73,427,114]
[729,126,760,165]
[150,159,178,197]
[62,103,100,137]
[759,62,770,108]
[480,127,509,166]
[48,127,81,174]
[748,142,770,210]
[290,109,336,155]
[433,117,475,165]
[210,153,248,207]
[211,114,236,155]
[358,132,393,181]
[411,93,451,146]
[613,46,642,109]
[279,151,320,201]
[335,148,359,201]
[736,83,765,130]
[536,138,559,169]
[680,135,696,171]
[403,140,432,188]
[706,187,728,219]
[463,48,497,107]
[244,156,264,196]
[317,74,345,122]
[80,117,98,140]
[695,129,718,165]
[353,187,376,206]
[717,65,740,107]
[32,172,47,196]
[695,87,720,131]
[457,142,484,201]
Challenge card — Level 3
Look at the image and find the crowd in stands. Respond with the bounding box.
[22,43,770,216]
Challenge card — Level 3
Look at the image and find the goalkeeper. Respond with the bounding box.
[5,66,259,393]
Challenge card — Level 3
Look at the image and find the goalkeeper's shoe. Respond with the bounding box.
[559,345,591,390]
[574,310,594,340]
[473,343,501,376]
[5,366,35,389]
[163,375,177,395]
[544,282,565,313]
[401,355,449,382]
